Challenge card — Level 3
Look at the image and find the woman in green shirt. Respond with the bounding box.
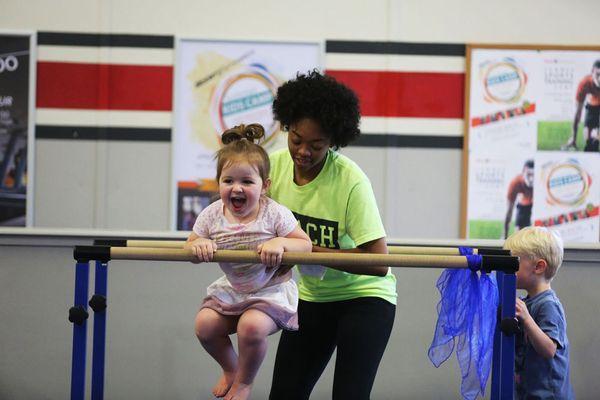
[268,70,397,400]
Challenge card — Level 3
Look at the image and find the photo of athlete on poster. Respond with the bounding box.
[537,52,600,152]
[562,60,600,152]
[504,159,534,238]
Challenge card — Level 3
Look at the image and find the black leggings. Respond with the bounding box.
[269,297,396,400]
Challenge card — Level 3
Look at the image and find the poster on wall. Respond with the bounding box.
[532,152,600,242]
[171,39,320,230]
[464,45,600,242]
[0,32,35,227]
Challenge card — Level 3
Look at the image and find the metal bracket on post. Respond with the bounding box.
[73,246,111,263]
[500,316,520,336]
[477,248,511,256]
[89,295,107,313]
[481,255,519,274]
[68,306,89,325]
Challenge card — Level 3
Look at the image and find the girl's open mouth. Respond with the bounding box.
[231,197,246,210]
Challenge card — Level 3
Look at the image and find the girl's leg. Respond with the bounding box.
[225,309,279,400]
[195,308,239,397]
[331,297,396,400]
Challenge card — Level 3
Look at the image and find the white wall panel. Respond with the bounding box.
[385,148,462,238]
[392,0,600,44]
[34,140,97,228]
[104,141,171,230]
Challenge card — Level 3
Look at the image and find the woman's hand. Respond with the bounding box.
[185,237,217,263]
[257,238,285,267]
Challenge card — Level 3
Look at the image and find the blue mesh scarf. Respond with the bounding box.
[428,247,499,400]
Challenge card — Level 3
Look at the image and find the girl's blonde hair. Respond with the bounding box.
[215,124,270,183]
[504,226,564,280]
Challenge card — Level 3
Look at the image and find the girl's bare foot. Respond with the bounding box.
[224,382,252,400]
[212,371,235,398]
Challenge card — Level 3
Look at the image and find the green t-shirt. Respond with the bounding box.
[268,148,397,305]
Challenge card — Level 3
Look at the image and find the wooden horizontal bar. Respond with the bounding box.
[110,247,470,269]
[125,240,473,255]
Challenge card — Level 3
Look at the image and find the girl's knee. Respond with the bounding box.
[237,320,269,344]
[195,319,213,343]
[194,310,221,341]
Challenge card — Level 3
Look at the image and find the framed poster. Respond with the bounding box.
[0,32,36,227]
[171,38,321,230]
[463,44,600,243]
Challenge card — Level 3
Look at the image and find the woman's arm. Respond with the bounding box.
[312,237,389,277]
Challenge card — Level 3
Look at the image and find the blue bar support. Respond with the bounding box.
[70,261,90,400]
[91,261,108,400]
[490,271,504,399]
[490,270,517,400]
[499,272,516,399]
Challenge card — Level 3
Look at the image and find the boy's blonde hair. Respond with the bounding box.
[504,226,564,280]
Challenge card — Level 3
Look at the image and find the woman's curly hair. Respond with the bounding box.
[272,70,361,148]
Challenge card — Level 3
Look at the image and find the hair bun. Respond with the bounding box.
[243,123,265,142]
[221,129,243,145]
[221,123,265,145]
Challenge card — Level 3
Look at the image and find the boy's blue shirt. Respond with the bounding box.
[515,289,574,399]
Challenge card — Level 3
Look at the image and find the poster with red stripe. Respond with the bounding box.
[0,32,35,227]
[172,39,320,230]
[465,46,600,242]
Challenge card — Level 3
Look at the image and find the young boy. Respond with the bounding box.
[504,226,574,399]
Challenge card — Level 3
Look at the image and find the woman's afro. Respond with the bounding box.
[272,70,361,148]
